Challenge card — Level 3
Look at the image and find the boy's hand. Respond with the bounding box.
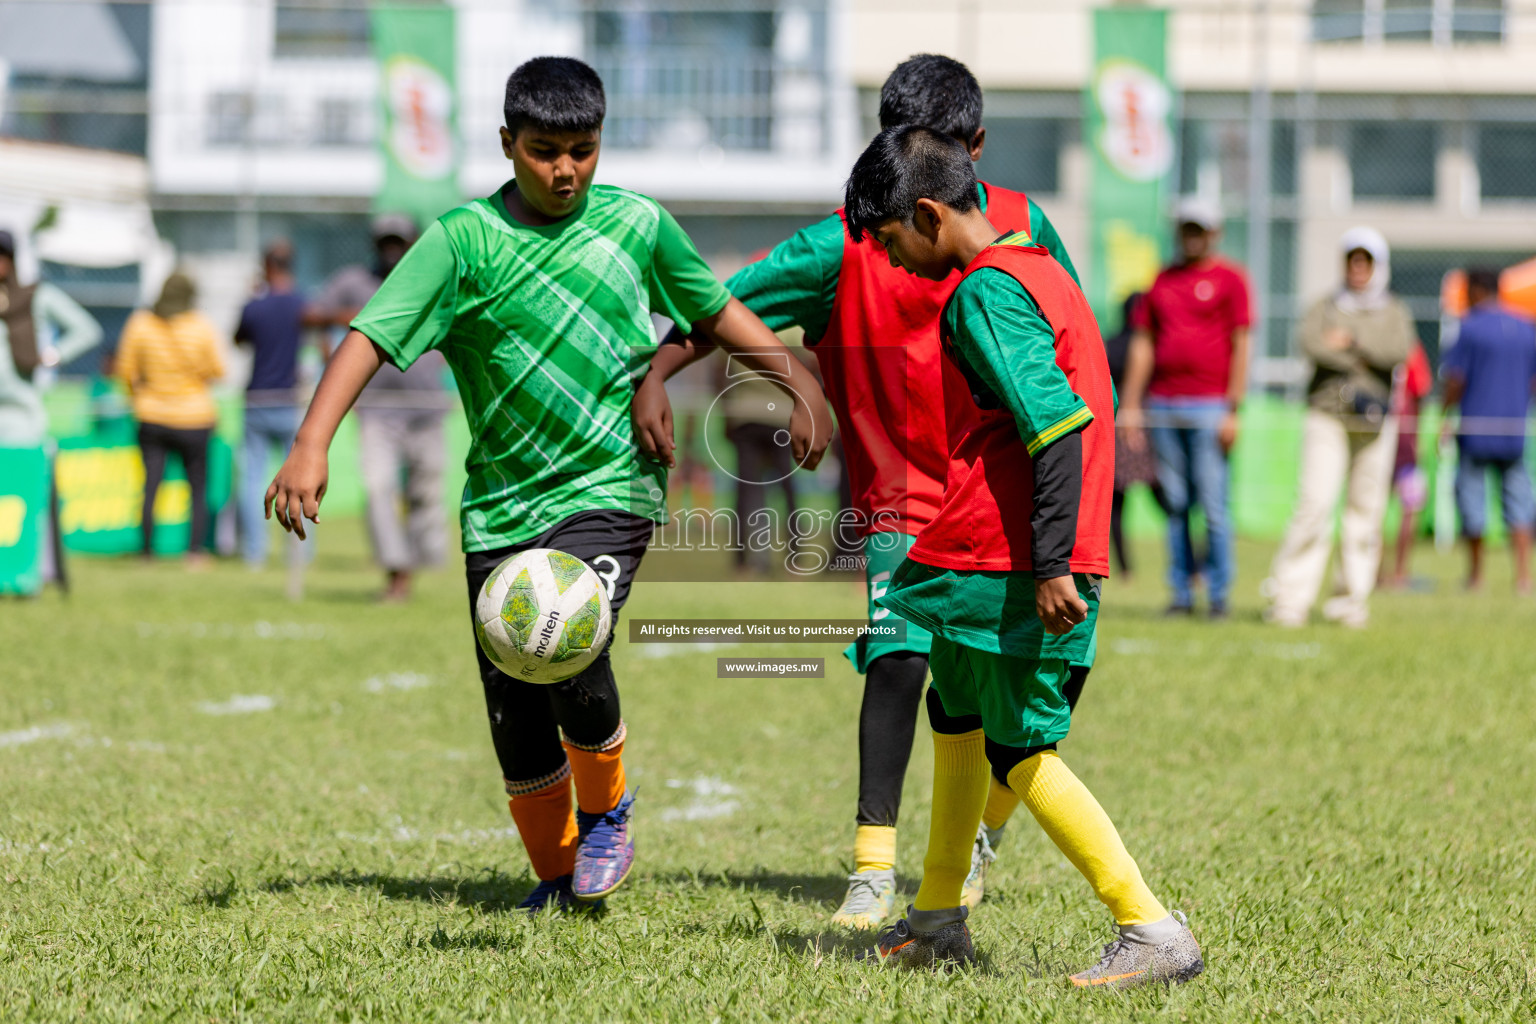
[633,370,677,468]
[1035,575,1088,635]
[790,393,834,470]
[264,442,329,540]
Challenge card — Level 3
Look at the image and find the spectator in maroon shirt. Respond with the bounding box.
[1120,198,1253,618]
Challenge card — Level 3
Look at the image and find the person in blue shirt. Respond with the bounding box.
[235,240,309,567]
[1441,267,1536,593]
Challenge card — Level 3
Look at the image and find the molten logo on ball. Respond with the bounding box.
[475,549,612,684]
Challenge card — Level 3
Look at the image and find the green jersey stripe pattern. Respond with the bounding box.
[353,181,731,552]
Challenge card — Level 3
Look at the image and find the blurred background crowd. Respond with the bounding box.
[1,0,1533,623]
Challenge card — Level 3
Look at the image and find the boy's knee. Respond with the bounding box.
[986,739,1057,787]
[925,686,981,736]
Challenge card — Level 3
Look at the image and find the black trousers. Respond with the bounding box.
[464,510,653,784]
[137,422,211,555]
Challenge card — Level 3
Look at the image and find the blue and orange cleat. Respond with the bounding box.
[572,791,636,901]
[516,874,598,915]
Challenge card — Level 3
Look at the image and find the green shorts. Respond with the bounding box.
[928,639,1072,749]
[843,532,934,673]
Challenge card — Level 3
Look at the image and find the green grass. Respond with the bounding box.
[2,521,1533,1022]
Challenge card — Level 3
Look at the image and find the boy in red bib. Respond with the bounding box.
[843,125,1203,987]
[636,55,1084,927]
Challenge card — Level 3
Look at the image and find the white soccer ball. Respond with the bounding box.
[474,548,613,684]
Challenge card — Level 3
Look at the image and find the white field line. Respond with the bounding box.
[196,695,276,716]
[363,673,433,693]
[659,776,741,822]
[0,722,74,749]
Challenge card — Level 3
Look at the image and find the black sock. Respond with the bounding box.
[854,652,928,827]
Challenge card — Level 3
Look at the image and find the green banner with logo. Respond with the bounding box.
[1087,7,1176,328]
[0,447,47,595]
[372,4,461,228]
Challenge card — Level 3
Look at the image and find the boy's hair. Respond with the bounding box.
[844,125,979,242]
[1466,266,1501,296]
[878,54,983,143]
[504,56,606,137]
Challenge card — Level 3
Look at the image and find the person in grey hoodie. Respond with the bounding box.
[1266,227,1416,627]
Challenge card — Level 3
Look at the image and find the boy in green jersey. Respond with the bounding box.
[635,56,1096,928]
[267,57,833,912]
[843,126,1201,986]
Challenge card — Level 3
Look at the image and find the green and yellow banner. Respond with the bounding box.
[0,447,47,594]
[1086,7,1176,327]
[372,4,461,227]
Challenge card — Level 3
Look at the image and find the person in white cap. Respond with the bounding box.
[310,214,451,602]
[1265,227,1415,627]
[1119,198,1252,619]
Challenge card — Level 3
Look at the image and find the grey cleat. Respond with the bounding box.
[961,823,997,910]
[1069,910,1204,989]
[867,904,975,970]
[831,869,899,929]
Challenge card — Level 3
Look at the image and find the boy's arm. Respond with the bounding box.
[638,209,838,467]
[265,329,385,537]
[690,297,834,469]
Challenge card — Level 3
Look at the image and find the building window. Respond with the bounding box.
[1350,122,1437,200]
[975,119,1063,195]
[1312,0,1503,44]
[274,3,371,59]
[585,2,828,154]
[1478,123,1536,199]
[207,91,253,145]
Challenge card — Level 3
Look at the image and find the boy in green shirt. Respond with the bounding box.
[843,125,1202,987]
[266,57,832,912]
[636,55,1094,928]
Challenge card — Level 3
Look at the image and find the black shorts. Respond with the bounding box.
[464,509,655,680]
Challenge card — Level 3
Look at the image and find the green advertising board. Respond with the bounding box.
[372,4,461,228]
[1086,7,1176,328]
[0,447,48,595]
[54,437,231,556]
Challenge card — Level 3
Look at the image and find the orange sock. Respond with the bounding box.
[505,764,578,881]
[563,720,627,814]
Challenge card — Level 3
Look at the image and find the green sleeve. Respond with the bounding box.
[34,283,103,364]
[350,220,460,371]
[649,206,732,334]
[945,268,1092,456]
[723,214,843,340]
[1028,200,1081,288]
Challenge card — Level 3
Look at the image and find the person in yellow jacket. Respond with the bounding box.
[116,272,225,563]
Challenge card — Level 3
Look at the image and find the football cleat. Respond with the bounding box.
[831,869,898,929]
[867,906,975,970]
[961,823,997,910]
[516,875,597,915]
[1070,911,1204,989]
[572,791,635,900]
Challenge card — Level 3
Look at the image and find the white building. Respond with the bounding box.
[8,0,1536,384]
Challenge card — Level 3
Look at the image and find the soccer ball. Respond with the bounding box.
[474,548,613,684]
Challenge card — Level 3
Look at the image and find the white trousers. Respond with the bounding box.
[1269,410,1398,623]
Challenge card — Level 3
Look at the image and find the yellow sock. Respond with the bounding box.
[1008,751,1168,926]
[913,729,990,911]
[982,774,1020,832]
[854,825,897,873]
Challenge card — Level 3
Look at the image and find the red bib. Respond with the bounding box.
[816,184,1035,537]
[908,242,1115,575]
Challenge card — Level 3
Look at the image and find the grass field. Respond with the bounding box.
[2,520,1533,1022]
